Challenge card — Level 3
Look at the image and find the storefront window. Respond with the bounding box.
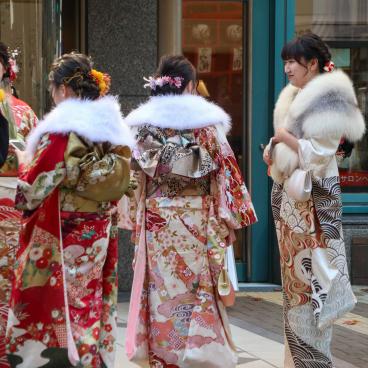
[182,0,246,265]
[296,0,368,192]
[0,0,61,117]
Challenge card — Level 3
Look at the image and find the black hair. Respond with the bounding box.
[11,86,19,98]
[151,55,196,96]
[0,41,10,80]
[48,52,100,100]
[337,138,355,159]
[281,33,331,73]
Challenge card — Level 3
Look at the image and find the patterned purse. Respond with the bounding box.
[217,251,235,307]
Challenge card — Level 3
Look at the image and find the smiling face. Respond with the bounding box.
[284,57,319,89]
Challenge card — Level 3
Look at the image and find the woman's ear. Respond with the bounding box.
[59,84,67,98]
[64,85,77,98]
[310,58,319,73]
[184,80,195,95]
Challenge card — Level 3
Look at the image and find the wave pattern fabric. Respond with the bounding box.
[271,179,355,368]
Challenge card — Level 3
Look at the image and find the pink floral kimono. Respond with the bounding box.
[122,94,257,367]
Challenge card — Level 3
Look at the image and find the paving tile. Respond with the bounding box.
[236,361,277,368]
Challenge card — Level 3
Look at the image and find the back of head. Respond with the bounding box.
[281,33,331,73]
[150,55,196,96]
[49,52,109,100]
[0,41,10,80]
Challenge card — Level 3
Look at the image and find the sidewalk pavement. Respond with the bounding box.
[116,286,368,368]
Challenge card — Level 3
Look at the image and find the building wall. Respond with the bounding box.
[343,216,368,284]
[88,0,158,291]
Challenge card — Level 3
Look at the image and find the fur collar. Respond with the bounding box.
[274,70,365,142]
[125,94,231,133]
[26,96,135,154]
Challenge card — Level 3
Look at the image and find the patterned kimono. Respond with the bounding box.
[268,70,365,367]
[122,94,257,368]
[5,96,134,368]
[0,93,37,368]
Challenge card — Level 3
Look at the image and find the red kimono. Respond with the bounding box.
[5,96,134,368]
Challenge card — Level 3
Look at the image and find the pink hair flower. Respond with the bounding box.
[143,75,184,90]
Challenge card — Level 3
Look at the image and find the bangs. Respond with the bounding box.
[281,39,305,63]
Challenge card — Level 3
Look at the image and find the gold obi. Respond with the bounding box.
[63,132,131,203]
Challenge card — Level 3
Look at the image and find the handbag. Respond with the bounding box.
[217,251,236,307]
[285,168,312,202]
[284,152,312,202]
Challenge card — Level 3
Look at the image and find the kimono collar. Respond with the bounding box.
[26,95,135,154]
[125,94,232,133]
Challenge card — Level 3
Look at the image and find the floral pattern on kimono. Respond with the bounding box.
[0,95,38,176]
[6,133,122,368]
[124,125,257,367]
[0,94,37,368]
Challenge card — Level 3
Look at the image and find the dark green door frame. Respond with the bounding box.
[248,0,295,282]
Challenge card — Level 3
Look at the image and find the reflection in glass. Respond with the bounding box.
[182,0,245,263]
[296,0,368,192]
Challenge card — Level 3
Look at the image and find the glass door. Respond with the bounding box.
[182,0,248,280]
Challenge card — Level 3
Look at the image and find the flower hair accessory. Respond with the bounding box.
[143,75,184,90]
[5,48,20,83]
[89,69,111,96]
[7,58,18,82]
[323,60,335,73]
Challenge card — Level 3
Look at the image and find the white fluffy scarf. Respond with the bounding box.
[125,94,231,136]
[26,96,135,154]
[271,70,365,181]
[274,69,365,141]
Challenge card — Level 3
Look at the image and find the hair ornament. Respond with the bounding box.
[143,75,184,90]
[62,71,84,85]
[323,60,335,73]
[89,69,111,96]
[7,59,18,82]
[6,48,20,83]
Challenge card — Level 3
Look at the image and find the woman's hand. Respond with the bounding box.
[263,146,272,166]
[273,127,299,152]
[15,149,31,167]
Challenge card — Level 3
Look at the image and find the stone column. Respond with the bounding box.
[88,0,158,291]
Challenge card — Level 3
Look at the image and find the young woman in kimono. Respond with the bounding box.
[0,41,38,368]
[263,33,365,367]
[5,53,134,368]
[122,55,257,367]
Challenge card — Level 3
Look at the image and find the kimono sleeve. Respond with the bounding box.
[198,126,257,230]
[298,134,341,178]
[16,133,68,210]
[118,169,142,230]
